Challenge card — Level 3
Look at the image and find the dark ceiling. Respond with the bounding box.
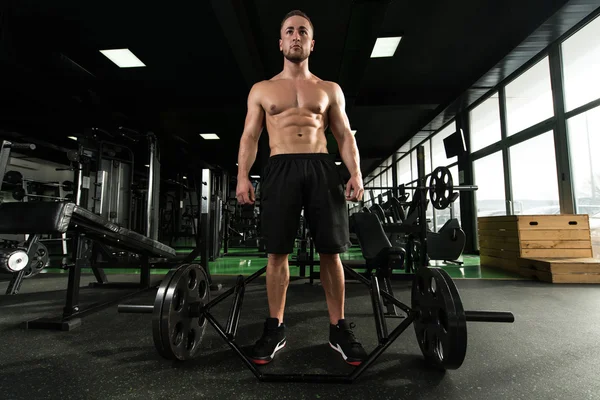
[1,0,599,181]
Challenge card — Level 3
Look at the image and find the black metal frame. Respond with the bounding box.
[178,263,513,384]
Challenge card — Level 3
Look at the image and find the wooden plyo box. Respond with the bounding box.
[517,257,600,283]
[477,214,593,276]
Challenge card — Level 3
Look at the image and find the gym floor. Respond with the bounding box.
[1,248,599,399]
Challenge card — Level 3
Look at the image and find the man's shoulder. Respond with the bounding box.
[317,80,343,99]
[318,80,341,90]
[251,77,285,92]
[251,80,269,90]
[249,80,275,98]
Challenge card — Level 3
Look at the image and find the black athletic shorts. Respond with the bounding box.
[261,153,351,255]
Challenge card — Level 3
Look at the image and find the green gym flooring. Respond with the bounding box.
[204,247,522,279]
[43,245,523,280]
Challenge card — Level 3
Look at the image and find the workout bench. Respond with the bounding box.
[0,201,177,330]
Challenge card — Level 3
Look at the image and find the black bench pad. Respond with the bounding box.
[0,202,176,258]
[350,212,393,260]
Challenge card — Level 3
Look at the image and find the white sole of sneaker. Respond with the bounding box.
[329,342,347,360]
[329,342,362,366]
[252,339,286,365]
[272,339,286,356]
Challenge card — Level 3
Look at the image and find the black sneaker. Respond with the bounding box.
[249,317,286,365]
[329,319,367,366]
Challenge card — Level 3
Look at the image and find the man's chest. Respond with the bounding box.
[263,83,330,115]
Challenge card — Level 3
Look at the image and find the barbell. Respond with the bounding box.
[3,171,75,192]
[10,188,74,201]
[367,166,477,211]
[118,263,515,379]
[399,166,478,210]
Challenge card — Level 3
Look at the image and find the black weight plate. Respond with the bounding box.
[152,266,185,359]
[412,267,467,370]
[4,170,23,185]
[159,264,210,361]
[23,243,49,279]
[429,167,453,210]
[436,267,468,368]
[12,188,25,201]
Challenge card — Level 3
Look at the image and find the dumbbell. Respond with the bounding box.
[3,171,75,192]
[11,188,74,201]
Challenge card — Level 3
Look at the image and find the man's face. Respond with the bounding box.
[279,16,314,63]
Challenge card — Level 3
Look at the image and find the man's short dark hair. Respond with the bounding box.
[280,10,314,36]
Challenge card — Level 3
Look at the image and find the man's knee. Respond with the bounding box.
[319,253,341,265]
[268,253,289,268]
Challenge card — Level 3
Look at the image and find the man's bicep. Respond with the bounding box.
[328,84,351,140]
[243,86,265,140]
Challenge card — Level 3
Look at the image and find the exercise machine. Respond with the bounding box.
[366,146,476,271]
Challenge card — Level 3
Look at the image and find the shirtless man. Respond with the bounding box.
[236,10,366,366]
